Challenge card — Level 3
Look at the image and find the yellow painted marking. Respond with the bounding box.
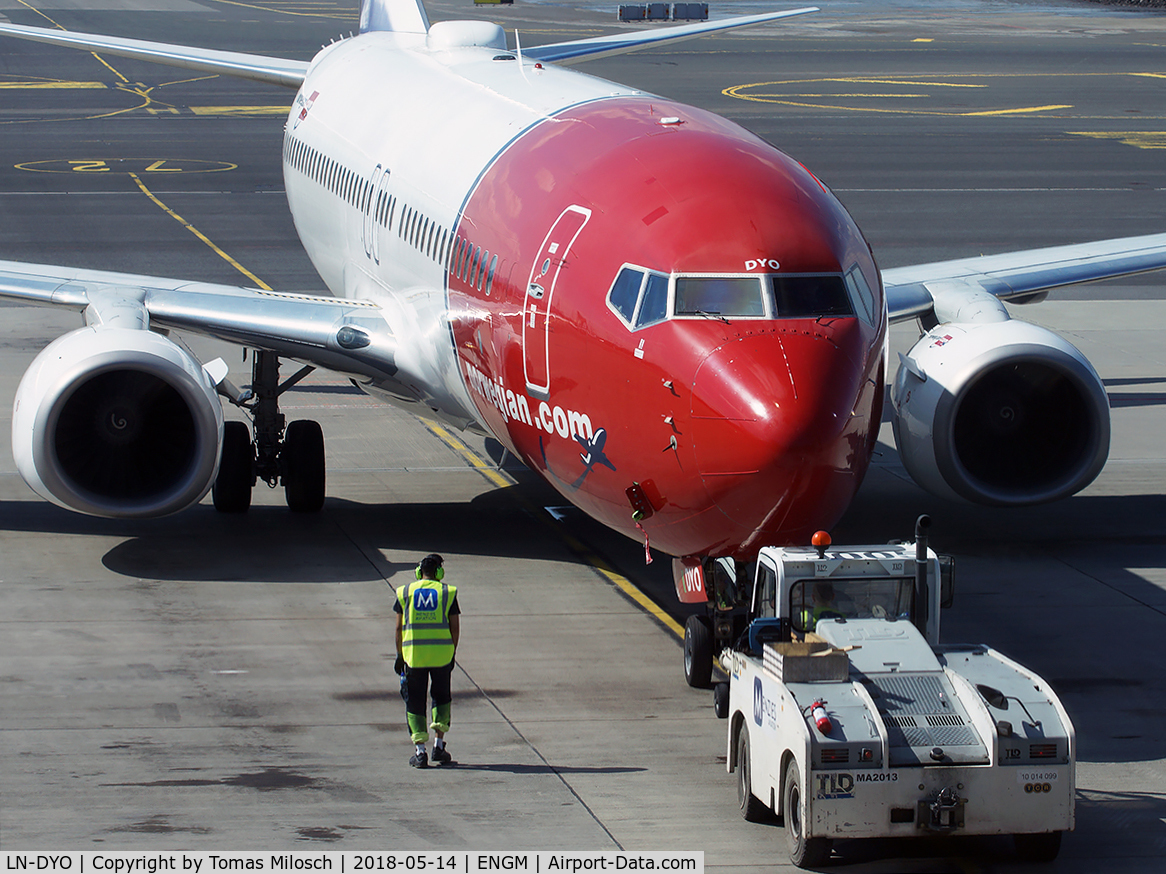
[202,0,357,18]
[913,38,934,43]
[785,93,931,99]
[423,420,512,490]
[0,80,106,90]
[129,173,272,290]
[159,75,219,88]
[420,418,685,641]
[189,106,291,116]
[591,558,685,639]
[12,0,61,28]
[742,77,986,89]
[1130,73,1166,80]
[963,105,1073,117]
[724,76,1073,117]
[16,158,236,174]
[15,0,130,83]
[1069,131,1166,150]
[90,53,131,84]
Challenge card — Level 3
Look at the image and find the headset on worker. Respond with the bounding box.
[415,553,444,582]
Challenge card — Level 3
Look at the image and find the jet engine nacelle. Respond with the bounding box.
[12,326,224,517]
[891,318,1109,506]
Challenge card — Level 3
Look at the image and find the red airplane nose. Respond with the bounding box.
[689,325,869,545]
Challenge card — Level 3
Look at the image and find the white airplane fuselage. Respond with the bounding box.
[282,23,886,559]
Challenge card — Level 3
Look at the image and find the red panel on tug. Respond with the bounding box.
[448,96,886,559]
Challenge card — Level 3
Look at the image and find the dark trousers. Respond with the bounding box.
[404,663,454,744]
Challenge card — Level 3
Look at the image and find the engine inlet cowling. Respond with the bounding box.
[13,327,224,517]
[891,319,1109,506]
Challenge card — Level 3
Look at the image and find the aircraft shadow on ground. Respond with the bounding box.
[3,457,1165,765]
[0,477,583,585]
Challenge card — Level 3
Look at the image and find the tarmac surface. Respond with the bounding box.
[1,0,1166,870]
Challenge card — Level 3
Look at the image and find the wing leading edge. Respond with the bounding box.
[0,22,308,88]
[0,260,396,380]
[884,233,1166,322]
[0,5,818,86]
[524,8,819,65]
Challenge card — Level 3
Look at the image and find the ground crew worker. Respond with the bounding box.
[799,581,845,632]
[394,553,460,768]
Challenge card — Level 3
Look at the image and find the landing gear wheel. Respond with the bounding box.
[213,421,253,513]
[683,614,713,688]
[1014,831,1062,862]
[736,728,768,822]
[282,419,325,512]
[784,759,830,868]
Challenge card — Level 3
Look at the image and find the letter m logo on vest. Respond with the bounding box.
[400,580,457,668]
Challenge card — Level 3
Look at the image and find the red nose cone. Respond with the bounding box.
[690,326,867,551]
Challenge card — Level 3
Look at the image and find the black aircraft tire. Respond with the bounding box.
[283,419,326,513]
[683,614,713,688]
[213,420,253,513]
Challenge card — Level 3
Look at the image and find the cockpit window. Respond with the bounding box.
[609,267,642,323]
[607,265,670,330]
[608,266,874,331]
[770,274,854,318]
[675,277,766,318]
[844,265,878,326]
[638,273,669,327]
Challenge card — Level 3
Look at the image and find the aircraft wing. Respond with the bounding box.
[0,22,308,88]
[524,8,819,65]
[0,260,396,379]
[0,8,819,80]
[883,232,1166,322]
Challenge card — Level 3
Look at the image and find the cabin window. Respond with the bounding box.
[479,250,490,289]
[486,254,499,295]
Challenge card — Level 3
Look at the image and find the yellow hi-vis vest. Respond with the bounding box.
[397,580,457,668]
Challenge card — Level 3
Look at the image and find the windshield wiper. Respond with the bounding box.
[680,309,731,324]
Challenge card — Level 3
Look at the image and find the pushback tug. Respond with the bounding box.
[683,516,1074,867]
